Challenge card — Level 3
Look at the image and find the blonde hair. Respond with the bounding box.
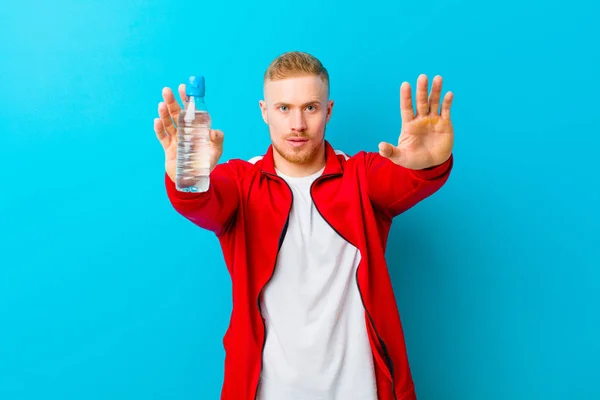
[264,51,330,93]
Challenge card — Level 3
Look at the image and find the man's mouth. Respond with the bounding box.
[286,137,309,147]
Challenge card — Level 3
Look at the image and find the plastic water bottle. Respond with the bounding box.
[176,75,211,192]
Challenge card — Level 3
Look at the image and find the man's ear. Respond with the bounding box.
[259,100,268,124]
[325,99,334,123]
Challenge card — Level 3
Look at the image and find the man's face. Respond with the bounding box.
[259,75,333,165]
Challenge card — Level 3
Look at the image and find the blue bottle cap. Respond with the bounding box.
[186,76,205,97]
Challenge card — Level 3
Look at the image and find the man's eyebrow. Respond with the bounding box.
[273,100,322,107]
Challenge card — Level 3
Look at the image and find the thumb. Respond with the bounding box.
[208,129,225,172]
[379,142,399,160]
[210,129,224,148]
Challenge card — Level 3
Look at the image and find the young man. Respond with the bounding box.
[154,51,454,400]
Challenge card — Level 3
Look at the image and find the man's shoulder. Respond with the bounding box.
[334,149,351,161]
[247,155,264,165]
[212,149,269,176]
[335,148,379,169]
[212,157,259,178]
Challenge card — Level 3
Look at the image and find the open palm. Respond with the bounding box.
[379,74,454,170]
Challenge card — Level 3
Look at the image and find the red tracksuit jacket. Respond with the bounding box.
[165,140,453,400]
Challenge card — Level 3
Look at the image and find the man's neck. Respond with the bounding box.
[273,147,326,178]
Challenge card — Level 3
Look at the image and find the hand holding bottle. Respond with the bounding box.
[154,82,224,188]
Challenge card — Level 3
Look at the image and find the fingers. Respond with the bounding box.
[158,101,176,137]
[404,74,452,120]
[428,75,443,116]
[416,74,429,116]
[441,91,454,119]
[178,84,187,104]
[154,117,167,141]
[400,82,414,124]
[162,87,183,123]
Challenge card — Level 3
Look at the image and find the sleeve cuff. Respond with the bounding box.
[411,154,453,180]
[164,172,206,200]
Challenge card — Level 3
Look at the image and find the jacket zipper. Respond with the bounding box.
[254,172,293,400]
[309,174,398,400]
[253,171,397,400]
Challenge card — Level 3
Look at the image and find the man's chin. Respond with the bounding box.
[282,151,312,164]
[275,146,313,165]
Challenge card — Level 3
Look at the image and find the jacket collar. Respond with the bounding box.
[259,140,344,177]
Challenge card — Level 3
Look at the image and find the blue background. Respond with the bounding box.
[1,0,598,399]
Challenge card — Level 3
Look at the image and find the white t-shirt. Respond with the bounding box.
[256,166,378,400]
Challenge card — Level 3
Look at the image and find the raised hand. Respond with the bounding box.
[379,74,454,170]
[154,84,224,183]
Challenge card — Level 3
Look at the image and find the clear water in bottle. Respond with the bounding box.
[175,76,211,192]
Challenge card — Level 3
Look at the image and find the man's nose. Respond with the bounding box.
[291,109,307,132]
